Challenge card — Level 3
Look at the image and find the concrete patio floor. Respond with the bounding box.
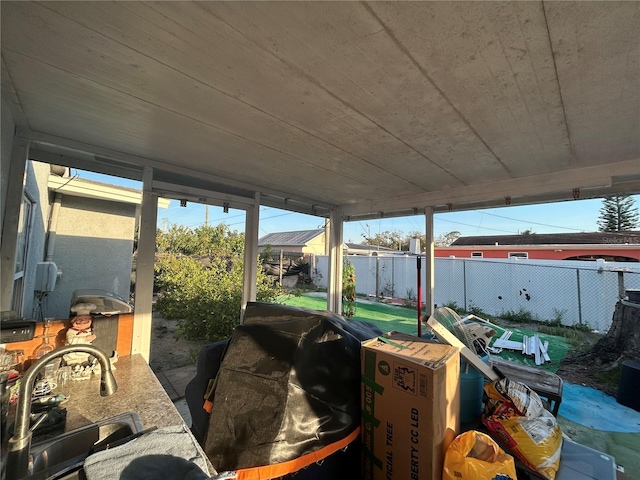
[155,364,195,426]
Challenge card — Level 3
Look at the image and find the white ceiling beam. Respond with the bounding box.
[30,149,144,182]
[22,129,335,211]
[152,180,255,211]
[341,157,640,217]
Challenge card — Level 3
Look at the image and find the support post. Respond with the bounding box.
[1,137,29,311]
[132,167,158,363]
[327,208,343,314]
[424,207,435,317]
[417,256,422,337]
[241,192,260,320]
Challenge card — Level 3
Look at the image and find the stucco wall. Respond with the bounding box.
[1,103,50,317]
[303,234,326,255]
[21,161,51,317]
[46,195,136,318]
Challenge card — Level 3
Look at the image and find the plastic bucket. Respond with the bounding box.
[460,357,485,424]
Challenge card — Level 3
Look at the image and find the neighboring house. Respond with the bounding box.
[4,161,169,320]
[436,232,640,262]
[345,243,402,256]
[258,229,327,256]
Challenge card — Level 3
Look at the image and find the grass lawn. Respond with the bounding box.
[280,293,420,335]
[280,293,570,370]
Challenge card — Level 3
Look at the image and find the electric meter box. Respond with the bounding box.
[34,262,59,292]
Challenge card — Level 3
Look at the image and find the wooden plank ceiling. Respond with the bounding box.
[2,1,639,219]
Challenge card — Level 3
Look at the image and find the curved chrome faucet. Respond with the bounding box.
[5,344,117,480]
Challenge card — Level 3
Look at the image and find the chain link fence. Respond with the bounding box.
[313,255,640,332]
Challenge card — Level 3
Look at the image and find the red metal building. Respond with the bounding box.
[436,232,640,262]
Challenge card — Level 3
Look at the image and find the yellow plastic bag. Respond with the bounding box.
[483,378,562,480]
[443,430,517,480]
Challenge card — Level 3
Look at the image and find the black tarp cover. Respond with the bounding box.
[204,302,381,475]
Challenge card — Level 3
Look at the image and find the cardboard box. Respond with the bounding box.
[361,333,460,480]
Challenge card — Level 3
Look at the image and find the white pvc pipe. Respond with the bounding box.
[45,193,63,261]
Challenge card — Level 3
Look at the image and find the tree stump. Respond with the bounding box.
[558,301,640,395]
[586,301,640,363]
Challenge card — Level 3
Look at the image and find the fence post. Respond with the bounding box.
[618,271,625,298]
[576,268,583,325]
[279,250,283,285]
[376,256,380,299]
[463,259,467,310]
[391,257,395,298]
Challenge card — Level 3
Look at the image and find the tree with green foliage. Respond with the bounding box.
[154,223,282,341]
[342,260,356,318]
[157,224,244,256]
[597,195,639,232]
[361,230,405,250]
[361,229,460,250]
[434,231,461,247]
[259,244,274,262]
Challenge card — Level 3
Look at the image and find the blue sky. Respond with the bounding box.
[76,169,638,243]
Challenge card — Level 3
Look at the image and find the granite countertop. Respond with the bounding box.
[54,354,185,432]
[2,354,219,477]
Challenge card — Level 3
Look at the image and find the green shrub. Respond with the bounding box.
[154,231,282,341]
[467,301,486,317]
[342,260,356,318]
[500,307,535,323]
[441,301,464,314]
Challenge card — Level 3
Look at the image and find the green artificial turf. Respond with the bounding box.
[280,293,570,372]
[487,327,571,373]
[280,293,421,335]
[558,416,640,475]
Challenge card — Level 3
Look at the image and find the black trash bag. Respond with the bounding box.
[204,302,381,478]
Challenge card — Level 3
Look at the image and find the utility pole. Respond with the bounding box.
[205,205,209,226]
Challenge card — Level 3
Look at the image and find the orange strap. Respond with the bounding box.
[203,400,214,414]
[233,427,361,480]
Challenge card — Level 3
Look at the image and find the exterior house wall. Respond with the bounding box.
[21,161,51,317]
[46,195,136,318]
[303,234,326,255]
[265,245,304,255]
[436,245,640,261]
[1,103,51,317]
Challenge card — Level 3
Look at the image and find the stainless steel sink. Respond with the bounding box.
[27,412,143,480]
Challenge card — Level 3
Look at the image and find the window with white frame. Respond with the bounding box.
[508,252,528,259]
[471,252,483,258]
[12,194,34,315]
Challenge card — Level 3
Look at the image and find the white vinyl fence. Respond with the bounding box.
[311,256,640,332]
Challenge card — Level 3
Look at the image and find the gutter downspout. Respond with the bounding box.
[45,193,62,261]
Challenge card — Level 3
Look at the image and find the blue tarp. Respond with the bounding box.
[559,383,640,433]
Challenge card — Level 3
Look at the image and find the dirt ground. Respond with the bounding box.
[148,311,208,374]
